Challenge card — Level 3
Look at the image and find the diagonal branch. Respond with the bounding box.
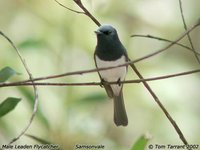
[131,34,200,55]
[129,63,188,145]
[0,31,39,144]
[131,21,200,64]
[178,0,200,64]
[73,0,101,26]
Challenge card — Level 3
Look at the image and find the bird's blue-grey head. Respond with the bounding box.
[95,24,120,43]
[95,24,126,60]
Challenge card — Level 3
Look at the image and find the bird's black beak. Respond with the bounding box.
[94,30,102,35]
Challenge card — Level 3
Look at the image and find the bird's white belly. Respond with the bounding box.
[95,55,127,95]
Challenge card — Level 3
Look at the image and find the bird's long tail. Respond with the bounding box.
[113,91,128,126]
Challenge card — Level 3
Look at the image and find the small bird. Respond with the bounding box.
[94,24,128,126]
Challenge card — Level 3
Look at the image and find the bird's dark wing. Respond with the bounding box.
[120,44,129,62]
[94,52,114,98]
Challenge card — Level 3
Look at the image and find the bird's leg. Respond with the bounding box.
[117,78,121,86]
[100,79,106,87]
[101,78,111,87]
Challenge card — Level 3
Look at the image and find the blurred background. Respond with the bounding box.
[0,0,200,149]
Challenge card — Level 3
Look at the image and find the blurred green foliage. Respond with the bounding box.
[0,0,200,149]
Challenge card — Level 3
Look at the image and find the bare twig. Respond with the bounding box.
[178,0,200,63]
[131,21,200,63]
[55,0,101,26]
[0,68,199,87]
[131,34,200,55]
[73,0,101,26]
[129,62,188,145]
[54,0,84,14]
[0,31,39,144]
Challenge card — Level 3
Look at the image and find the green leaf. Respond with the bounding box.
[131,135,150,150]
[25,134,51,144]
[0,67,18,82]
[0,97,21,118]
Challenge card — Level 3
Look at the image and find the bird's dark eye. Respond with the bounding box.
[103,31,111,35]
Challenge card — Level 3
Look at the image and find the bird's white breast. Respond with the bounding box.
[95,55,127,95]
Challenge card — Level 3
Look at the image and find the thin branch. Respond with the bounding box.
[73,0,101,26]
[54,0,84,14]
[0,31,39,144]
[131,21,200,63]
[129,62,188,145]
[0,68,199,87]
[55,0,101,26]
[178,0,200,63]
[131,34,200,55]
